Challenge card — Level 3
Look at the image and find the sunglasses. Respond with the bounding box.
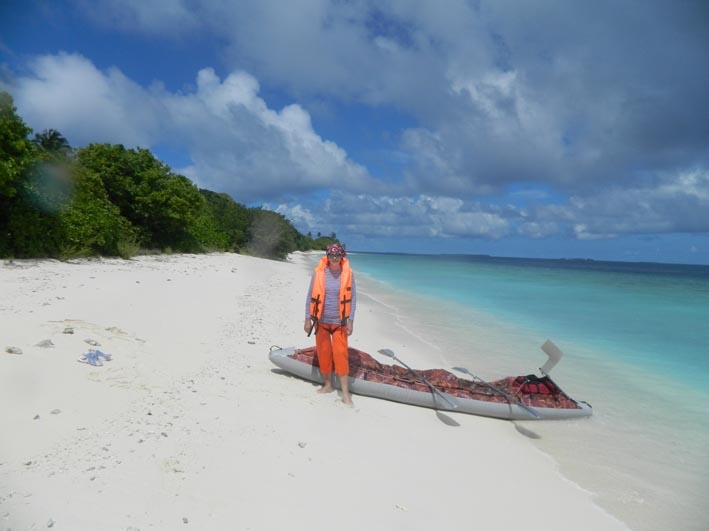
[327,253,343,258]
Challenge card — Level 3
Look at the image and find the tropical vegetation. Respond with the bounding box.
[0,92,338,260]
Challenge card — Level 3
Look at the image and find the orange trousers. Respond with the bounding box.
[315,323,349,376]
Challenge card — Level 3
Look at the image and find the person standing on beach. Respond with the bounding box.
[304,243,356,406]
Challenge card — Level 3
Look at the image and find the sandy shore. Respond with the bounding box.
[0,252,627,530]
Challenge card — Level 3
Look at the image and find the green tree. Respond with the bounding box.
[76,144,157,231]
[196,189,251,251]
[0,92,35,200]
[245,208,300,259]
[33,129,72,157]
[0,92,42,256]
[76,144,204,250]
[58,164,135,257]
[132,169,204,248]
[312,234,338,250]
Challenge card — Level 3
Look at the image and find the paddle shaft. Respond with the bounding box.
[392,355,458,409]
[455,367,540,419]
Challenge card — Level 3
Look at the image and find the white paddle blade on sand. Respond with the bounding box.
[377,348,395,358]
[540,340,564,375]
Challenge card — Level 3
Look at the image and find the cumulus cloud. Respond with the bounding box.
[274,193,512,240]
[88,1,709,197]
[11,54,374,202]
[161,67,376,199]
[517,169,709,239]
[13,53,162,147]
[274,168,709,244]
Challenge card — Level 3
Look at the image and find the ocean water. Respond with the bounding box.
[347,252,709,531]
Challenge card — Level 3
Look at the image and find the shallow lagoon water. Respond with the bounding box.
[349,252,709,531]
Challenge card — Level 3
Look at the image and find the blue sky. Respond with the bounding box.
[2,1,709,264]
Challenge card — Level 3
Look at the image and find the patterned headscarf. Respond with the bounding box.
[326,243,346,256]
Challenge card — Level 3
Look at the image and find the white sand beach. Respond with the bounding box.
[0,252,627,530]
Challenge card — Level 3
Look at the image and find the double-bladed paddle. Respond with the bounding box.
[538,340,579,406]
[540,339,563,375]
[451,366,541,419]
[378,348,459,409]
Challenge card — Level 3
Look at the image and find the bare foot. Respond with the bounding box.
[342,395,354,407]
[317,385,334,394]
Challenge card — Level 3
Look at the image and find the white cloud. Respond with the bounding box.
[277,193,511,240]
[275,168,709,244]
[168,68,376,199]
[75,0,200,35]
[14,53,161,147]
[60,1,709,202]
[526,169,709,238]
[11,54,373,202]
[273,203,316,230]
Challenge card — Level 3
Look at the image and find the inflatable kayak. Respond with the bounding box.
[269,346,592,420]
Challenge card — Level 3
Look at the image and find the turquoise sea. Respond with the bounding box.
[348,252,709,531]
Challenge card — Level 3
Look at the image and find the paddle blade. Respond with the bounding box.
[436,392,459,409]
[377,348,396,358]
[540,340,564,375]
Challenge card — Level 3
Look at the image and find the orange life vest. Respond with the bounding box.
[309,256,353,325]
